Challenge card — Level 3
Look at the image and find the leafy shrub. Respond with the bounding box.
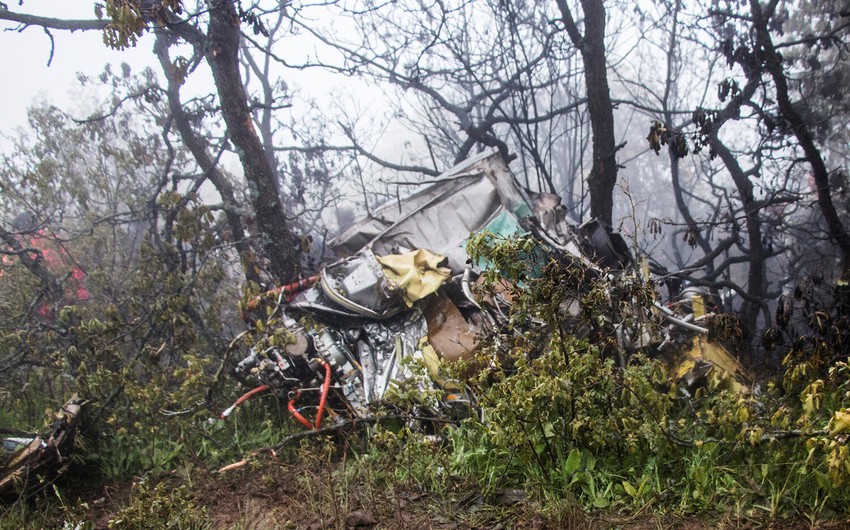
[449,234,850,518]
[107,479,208,530]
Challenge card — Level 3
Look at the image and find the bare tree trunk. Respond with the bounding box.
[711,138,767,329]
[555,0,619,225]
[205,0,300,282]
[749,0,850,275]
[154,32,262,285]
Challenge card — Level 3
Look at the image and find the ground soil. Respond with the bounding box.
[16,458,841,530]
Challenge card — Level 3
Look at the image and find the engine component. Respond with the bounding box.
[310,328,368,414]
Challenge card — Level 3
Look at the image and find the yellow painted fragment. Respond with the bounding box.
[691,294,705,319]
[418,337,443,384]
[674,335,747,393]
[376,249,452,307]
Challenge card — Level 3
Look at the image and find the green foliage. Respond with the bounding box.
[107,479,208,530]
[99,0,183,50]
[0,501,64,530]
[450,234,850,519]
[0,101,261,488]
[1,100,849,527]
[94,429,185,481]
[367,426,451,490]
[449,343,673,509]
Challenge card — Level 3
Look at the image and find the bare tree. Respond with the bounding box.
[269,0,593,201]
[747,0,850,274]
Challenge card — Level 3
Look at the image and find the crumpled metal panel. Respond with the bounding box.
[423,290,479,363]
[320,249,401,318]
[1,397,82,496]
[370,176,504,272]
[331,149,534,273]
[357,312,430,404]
[291,248,453,319]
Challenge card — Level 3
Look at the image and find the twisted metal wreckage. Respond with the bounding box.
[226,148,747,430]
[1,149,746,494]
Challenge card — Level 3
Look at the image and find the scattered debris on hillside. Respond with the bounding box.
[227,149,748,431]
[0,152,749,490]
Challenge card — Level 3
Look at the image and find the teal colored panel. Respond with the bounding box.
[482,209,526,239]
[469,209,545,279]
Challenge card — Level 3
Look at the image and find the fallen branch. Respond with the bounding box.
[205,330,250,403]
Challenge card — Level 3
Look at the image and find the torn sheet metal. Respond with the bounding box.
[332,149,630,274]
[0,396,82,497]
[242,150,633,430]
[237,248,472,422]
[375,249,451,307]
[291,248,452,320]
[319,249,404,319]
[423,290,480,363]
[232,150,676,431]
[578,219,632,269]
[358,312,430,405]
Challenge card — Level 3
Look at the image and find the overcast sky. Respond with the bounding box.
[0,2,164,139]
[0,2,374,144]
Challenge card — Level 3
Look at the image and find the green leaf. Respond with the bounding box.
[591,496,610,508]
[564,448,582,474]
[815,470,831,490]
[584,451,596,471]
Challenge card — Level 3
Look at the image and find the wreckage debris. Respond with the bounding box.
[0,396,83,498]
[230,149,748,431]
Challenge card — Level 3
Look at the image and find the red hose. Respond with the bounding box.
[313,360,332,429]
[288,391,315,430]
[221,384,270,419]
[244,276,319,313]
[287,360,333,430]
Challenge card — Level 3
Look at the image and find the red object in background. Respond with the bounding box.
[1,230,90,314]
[69,266,90,302]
